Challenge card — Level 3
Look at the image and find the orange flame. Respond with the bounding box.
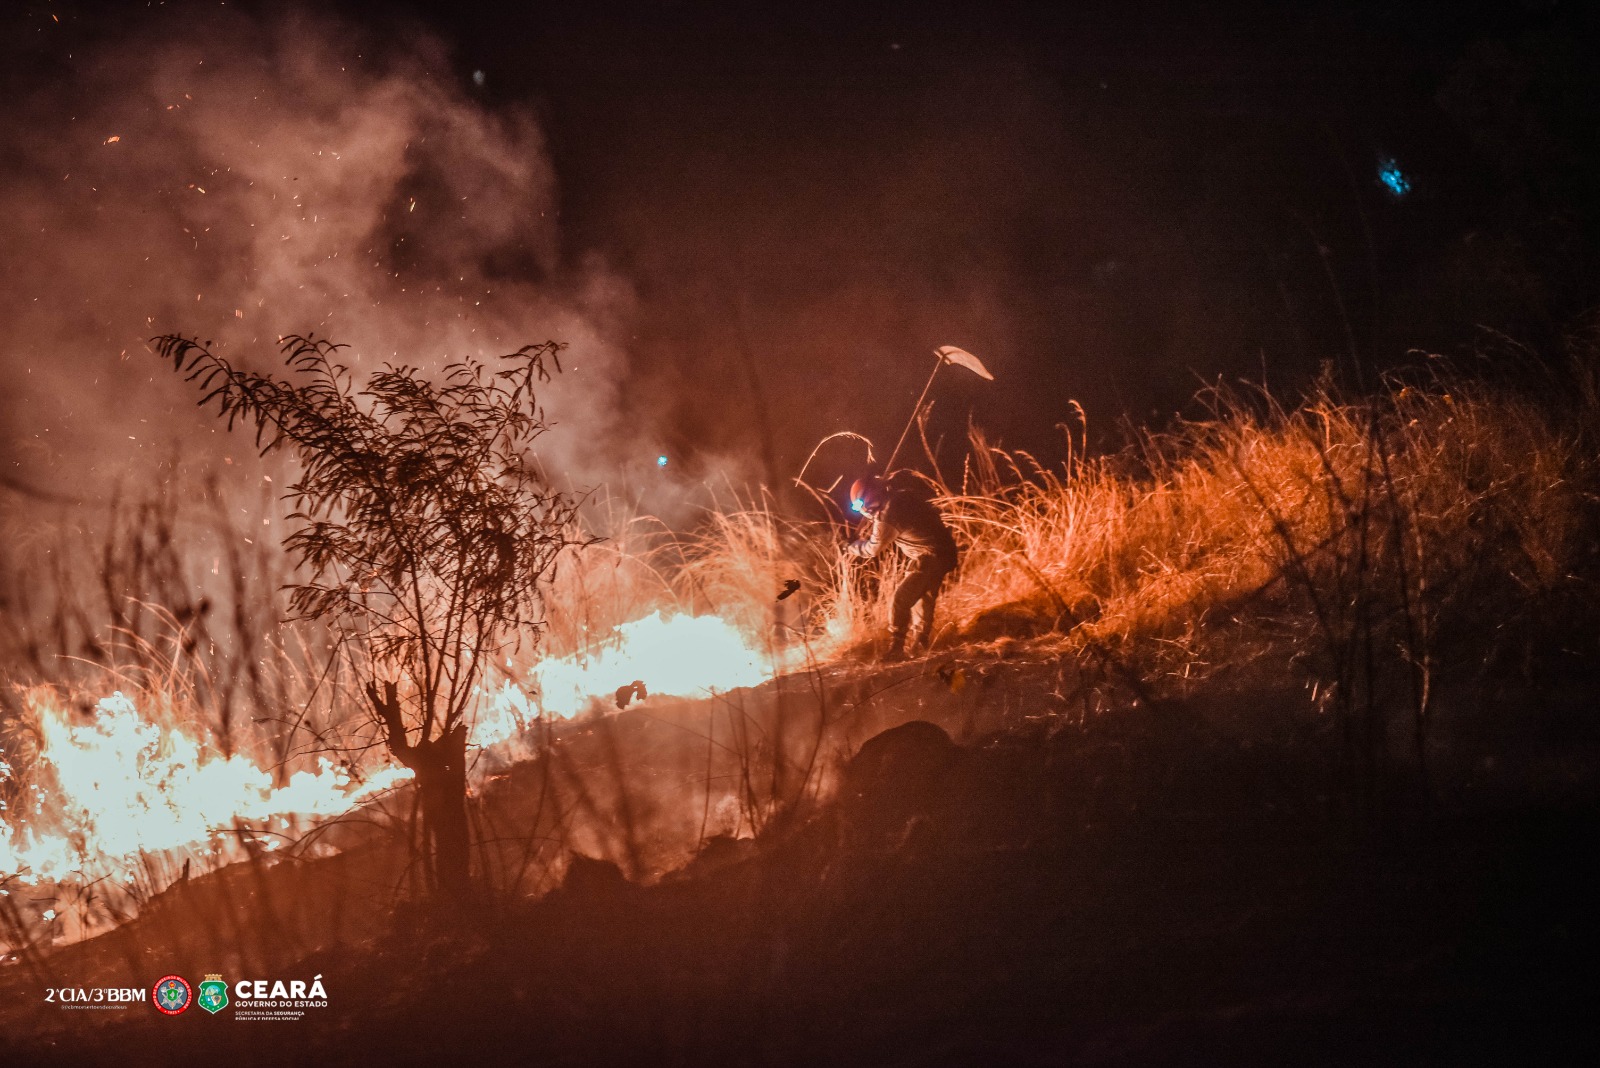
[2,610,812,943]
[1,690,410,890]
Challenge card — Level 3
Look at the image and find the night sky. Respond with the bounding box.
[3,0,1596,502]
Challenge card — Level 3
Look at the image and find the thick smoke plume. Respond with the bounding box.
[0,8,634,507]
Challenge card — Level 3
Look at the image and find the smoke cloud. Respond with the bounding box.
[0,7,637,508]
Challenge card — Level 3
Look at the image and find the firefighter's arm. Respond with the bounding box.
[846,513,885,559]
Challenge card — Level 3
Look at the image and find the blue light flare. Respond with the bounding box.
[851,497,866,515]
[656,454,669,468]
[1378,157,1411,197]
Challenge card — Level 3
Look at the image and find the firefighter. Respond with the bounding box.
[846,473,959,660]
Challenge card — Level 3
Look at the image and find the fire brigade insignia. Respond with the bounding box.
[153,974,192,1015]
[198,974,228,1014]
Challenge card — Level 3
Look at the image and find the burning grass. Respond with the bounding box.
[3,351,1599,958]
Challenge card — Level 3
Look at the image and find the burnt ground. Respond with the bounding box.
[4,646,1599,1067]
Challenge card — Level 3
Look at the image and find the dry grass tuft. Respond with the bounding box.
[676,365,1597,684]
[905,371,1595,665]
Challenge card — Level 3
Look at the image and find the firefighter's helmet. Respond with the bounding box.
[849,475,887,516]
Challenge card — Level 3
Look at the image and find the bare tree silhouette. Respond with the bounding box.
[154,333,586,893]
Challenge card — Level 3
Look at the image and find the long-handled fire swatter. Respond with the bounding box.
[884,345,995,471]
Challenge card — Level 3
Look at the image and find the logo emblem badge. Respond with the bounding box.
[153,974,192,1015]
[198,974,228,1014]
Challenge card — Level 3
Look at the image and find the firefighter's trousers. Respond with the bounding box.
[890,553,956,650]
